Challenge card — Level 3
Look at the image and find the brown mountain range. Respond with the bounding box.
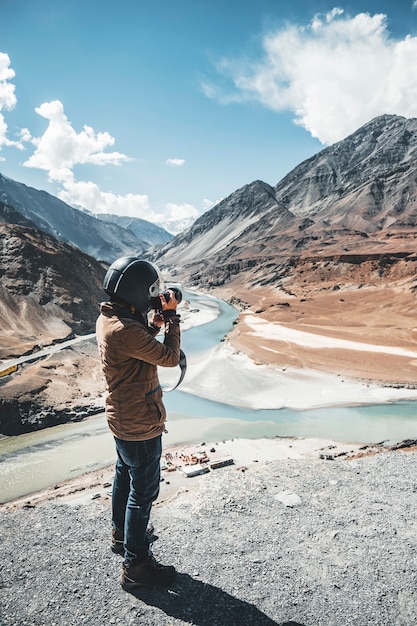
[154,114,417,288]
[153,114,417,388]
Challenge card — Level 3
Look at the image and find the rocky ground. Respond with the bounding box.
[1,438,416,626]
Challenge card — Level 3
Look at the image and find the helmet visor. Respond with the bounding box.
[148,268,165,298]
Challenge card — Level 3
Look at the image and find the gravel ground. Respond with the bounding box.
[1,450,417,626]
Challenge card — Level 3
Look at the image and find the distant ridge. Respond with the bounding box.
[0,173,172,263]
[95,213,172,248]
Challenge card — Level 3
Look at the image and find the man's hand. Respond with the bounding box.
[160,290,178,312]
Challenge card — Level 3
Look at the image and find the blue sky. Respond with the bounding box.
[1,1,417,233]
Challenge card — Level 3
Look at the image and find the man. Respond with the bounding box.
[96,256,181,590]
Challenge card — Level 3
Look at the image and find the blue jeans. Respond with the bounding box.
[112,435,162,566]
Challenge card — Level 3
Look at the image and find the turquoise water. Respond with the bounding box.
[165,393,417,445]
[0,290,416,503]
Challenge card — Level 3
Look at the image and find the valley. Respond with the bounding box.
[2,113,417,435]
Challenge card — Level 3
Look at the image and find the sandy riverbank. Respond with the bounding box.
[224,284,417,382]
[178,331,417,413]
[194,284,417,411]
[2,435,413,511]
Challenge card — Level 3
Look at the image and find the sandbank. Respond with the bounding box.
[179,337,417,411]
[179,287,417,411]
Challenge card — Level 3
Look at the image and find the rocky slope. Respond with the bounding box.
[0,208,107,434]
[0,203,106,357]
[153,114,417,294]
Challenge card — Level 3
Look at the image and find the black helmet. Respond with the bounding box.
[103,256,164,312]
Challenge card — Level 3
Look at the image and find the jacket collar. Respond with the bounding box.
[101,301,148,326]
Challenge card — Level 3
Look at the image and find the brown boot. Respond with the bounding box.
[121,555,176,590]
[111,528,124,555]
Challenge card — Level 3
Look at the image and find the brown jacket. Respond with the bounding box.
[96,302,181,441]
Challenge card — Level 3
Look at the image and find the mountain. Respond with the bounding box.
[150,114,417,393]
[0,202,107,358]
[0,206,108,434]
[152,114,417,291]
[0,173,172,263]
[95,213,173,247]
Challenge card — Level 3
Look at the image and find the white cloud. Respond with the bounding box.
[166,158,185,167]
[0,52,16,110]
[50,168,151,218]
[12,98,202,231]
[0,114,8,148]
[50,167,200,234]
[205,9,417,144]
[202,197,222,214]
[19,100,164,224]
[0,52,23,150]
[0,53,201,232]
[165,202,199,221]
[23,100,132,172]
[202,198,216,211]
[18,128,32,142]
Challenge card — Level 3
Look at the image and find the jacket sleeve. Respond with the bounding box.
[121,317,181,367]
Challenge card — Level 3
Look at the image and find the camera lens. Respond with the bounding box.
[169,287,182,304]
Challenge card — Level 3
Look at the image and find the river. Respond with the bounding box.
[1,289,417,503]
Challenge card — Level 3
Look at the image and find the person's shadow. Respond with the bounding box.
[126,572,305,626]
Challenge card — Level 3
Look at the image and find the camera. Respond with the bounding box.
[150,286,182,312]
